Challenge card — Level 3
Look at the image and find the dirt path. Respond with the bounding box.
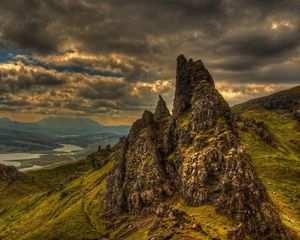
[81,189,99,236]
[80,173,107,239]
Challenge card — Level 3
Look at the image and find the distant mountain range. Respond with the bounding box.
[0,117,130,153]
[0,117,130,136]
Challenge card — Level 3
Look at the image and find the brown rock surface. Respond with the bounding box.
[88,144,113,169]
[103,55,291,239]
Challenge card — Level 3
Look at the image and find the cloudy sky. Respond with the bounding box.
[0,0,299,125]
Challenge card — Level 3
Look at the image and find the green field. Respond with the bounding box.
[237,110,300,235]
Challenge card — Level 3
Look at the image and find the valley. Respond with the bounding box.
[0,117,129,172]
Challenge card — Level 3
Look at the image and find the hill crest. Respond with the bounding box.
[232,85,300,120]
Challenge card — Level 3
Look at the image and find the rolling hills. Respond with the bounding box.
[0,117,130,137]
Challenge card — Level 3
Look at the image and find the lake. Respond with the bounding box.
[0,144,83,171]
[53,144,83,153]
[0,153,43,167]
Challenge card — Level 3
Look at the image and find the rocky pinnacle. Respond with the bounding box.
[104,55,291,239]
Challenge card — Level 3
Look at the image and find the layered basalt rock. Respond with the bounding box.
[0,164,23,182]
[104,55,290,239]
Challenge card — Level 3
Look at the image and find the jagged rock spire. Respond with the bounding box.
[154,95,170,121]
[173,54,215,118]
[104,55,290,240]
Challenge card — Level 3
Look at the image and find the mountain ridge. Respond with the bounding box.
[0,116,130,136]
[232,85,300,120]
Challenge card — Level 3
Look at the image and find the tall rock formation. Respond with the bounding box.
[104,55,290,239]
[172,55,215,118]
[105,110,173,216]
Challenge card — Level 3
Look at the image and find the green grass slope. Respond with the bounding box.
[237,110,300,235]
[0,160,111,240]
[1,110,299,239]
[0,159,236,239]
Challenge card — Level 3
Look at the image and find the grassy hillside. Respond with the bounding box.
[0,110,299,239]
[232,85,300,113]
[0,160,107,240]
[0,159,236,239]
[236,110,300,235]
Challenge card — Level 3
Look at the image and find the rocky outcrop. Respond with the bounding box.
[104,55,291,239]
[105,110,173,216]
[149,203,200,239]
[154,95,171,155]
[0,164,23,182]
[293,104,300,121]
[88,144,112,169]
[234,115,274,144]
[172,55,214,119]
[154,95,171,121]
[47,173,79,196]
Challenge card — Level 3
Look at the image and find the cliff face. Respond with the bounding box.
[104,55,290,239]
[105,109,173,216]
[172,55,215,119]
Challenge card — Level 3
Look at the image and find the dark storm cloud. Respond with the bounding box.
[0,93,30,111]
[1,0,300,68]
[20,56,125,78]
[217,27,300,71]
[0,0,66,53]
[0,0,300,122]
[0,98,29,106]
[0,65,66,93]
[78,79,164,110]
[79,80,128,100]
[225,32,300,58]
[219,63,300,84]
[0,0,249,54]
